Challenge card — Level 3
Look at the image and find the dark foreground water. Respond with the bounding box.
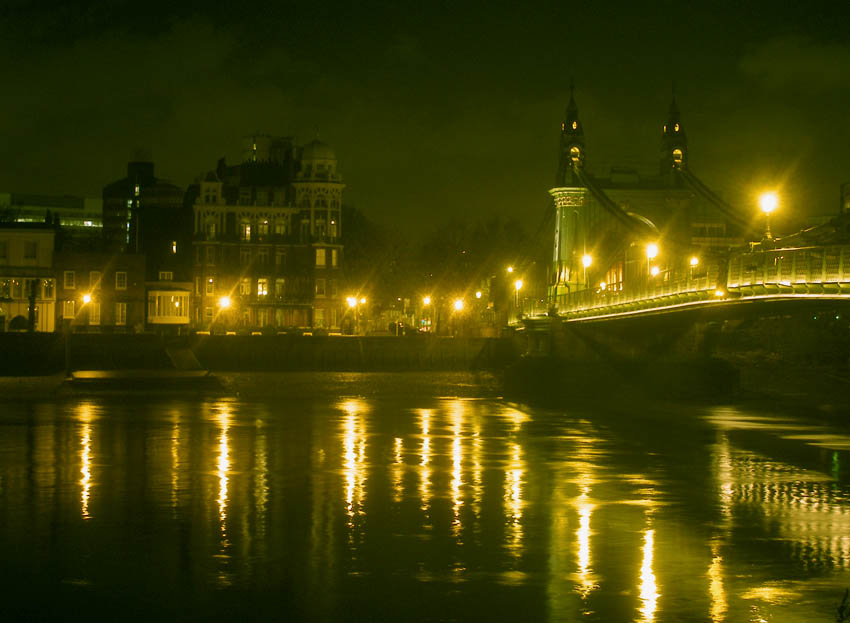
[2,373,850,622]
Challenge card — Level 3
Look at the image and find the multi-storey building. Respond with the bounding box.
[103,155,192,332]
[191,136,344,331]
[0,224,56,332]
[54,250,146,332]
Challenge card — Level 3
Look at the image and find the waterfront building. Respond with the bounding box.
[0,191,102,244]
[0,224,56,331]
[102,154,192,333]
[54,249,146,332]
[191,136,344,332]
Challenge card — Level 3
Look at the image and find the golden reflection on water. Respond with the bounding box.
[576,497,594,598]
[341,400,367,533]
[254,421,268,551]
[504,441,524,557]
[450,401,464,536]
[707,541,727,622]
[171,415,180,514]
[392,437,404,503]
[77,403,94,520]
[215,404,232,586]
[419,408,432,516]
[638,527,659,621]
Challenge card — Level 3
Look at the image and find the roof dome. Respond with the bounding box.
[302,139,336,161]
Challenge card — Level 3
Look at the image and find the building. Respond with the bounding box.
[0,192,102,246]
[549,88,744,302]
[102,154,192,332]
[0,224,56,332]
[191,136,344,332]
[54,250,146,332]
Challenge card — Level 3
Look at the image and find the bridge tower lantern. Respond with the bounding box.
[660,91,688,176]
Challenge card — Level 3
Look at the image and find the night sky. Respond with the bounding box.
[2,1,848,231]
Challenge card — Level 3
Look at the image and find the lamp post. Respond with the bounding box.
[514,279,523,313]
[645,243,658,297]
[581,254,592,290]
[759,191,778,241]
[422,295,431,332]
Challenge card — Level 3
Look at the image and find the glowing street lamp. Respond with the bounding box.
[82,293,92,304]
[218,296,231,309]
[360,297,367,305]
[650,266,660,277]
[453,298,464,312]
[646,243,659,260]
[422,295,431,306]
[759,191,779,240]
[475,291,482,299]
[514,279,523,292]
[690,256,699,267]
[507,266,514,274]
[346,296,357,308]
[582,254,592,268]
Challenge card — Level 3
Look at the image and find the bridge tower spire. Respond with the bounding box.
[556,79,586,186]
[660,83,688,176]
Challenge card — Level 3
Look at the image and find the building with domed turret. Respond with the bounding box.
[190,135,344,332]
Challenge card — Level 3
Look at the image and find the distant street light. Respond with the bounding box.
[218,296,231,309]
[423,295,431,306]
[507,266,514,274]
[514,279,523,291]
[690,256,699,267]
[650,266,660,277]
[759,191,779,240]
[599,281,607,290]
[360,297,367,305]
[453,298,464,312]
[82,293,92,304]
[582,254,592,268]
[475,291,482,299]
[346,296,357,308]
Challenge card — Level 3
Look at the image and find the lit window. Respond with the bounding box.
[316,248,326,267]
[158,271,173,281]
[239,278,251,295]
[171,240,177,254]
[674,123,679,132]
[257,278,268,297]
[672,149,683,165]
[331,248,339,267]
[240,222,252,241]
[42,279,55,299]
[206,278,214,295]
[571,121,577,130]
[570,146,581,163]
[63,300,75,318]
[315,278,326,296]
[115,302,127,326]
[258,221,269,236]
[89,302,101,326]
[115,271,127,290]
[134,184,140,197]
[64,271,76,289]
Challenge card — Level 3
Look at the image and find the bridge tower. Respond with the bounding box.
[660,91,688,177]
[550,84,592,303]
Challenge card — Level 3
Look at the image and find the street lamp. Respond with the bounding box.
[690,256,699,267]
[82,293,92,304]
[646,243,658,261]
[423,295,431,306]
[581,254,592,288]
[759,191,779,240]
[475,291,482,299]
[346,296,357,308]
[650,266,660,277]
[453,298,464,312]
[507,266,514,274]
[218,296,231,309]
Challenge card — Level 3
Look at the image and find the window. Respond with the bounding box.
[672,148,683,165]
[276,250,286,267]
[274,219,287,236]
[0,241,7,261]
[316,248,326,267]
[240,222,252,241]
[195,277,202,295]
[206,277,215,295]
[11,279,22,299]
[205,246,215,265]
[63,300,75,318]
[275,278,285,297]
[89,302,101,326]
[315,278,326,296]
[115,302,127,326]
[206,222,217,240]
[23,241,37,260]
[239,278,251,295]
[257,278,269,297]
[171,240,177,254]
[258,248,269,265]
[204,306,213,320]
[90,271,101,290]
[257,308,268,327]
[240,248,252,266]
[329,279,338,297]
[258,221,269,237]
[329,220,338,238]
[42,279,55,299]
[314,308,325,328]
[64,271,75,289]
[300,220,310,240]
[158,271,173,281]
[331,248,339,267]
[116,271,127,290]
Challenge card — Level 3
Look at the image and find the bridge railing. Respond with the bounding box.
[545,244,850,319]
[728,245,850,293]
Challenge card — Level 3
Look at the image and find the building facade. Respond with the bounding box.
[191,137,344,332]
[103,156,192,333]
[0,224,56,332]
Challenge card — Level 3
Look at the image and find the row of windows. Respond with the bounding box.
[63,270,128,290]
[196,245,340,268]
[62,300,126,325]
[0,240,39,261]
[0,278,55,299]
[195,276,337,298]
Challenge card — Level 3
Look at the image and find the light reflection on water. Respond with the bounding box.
[2,380,850,621]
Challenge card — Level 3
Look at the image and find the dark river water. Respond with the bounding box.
[2,372,850,622]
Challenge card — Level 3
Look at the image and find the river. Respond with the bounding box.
[1,372,849,621]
